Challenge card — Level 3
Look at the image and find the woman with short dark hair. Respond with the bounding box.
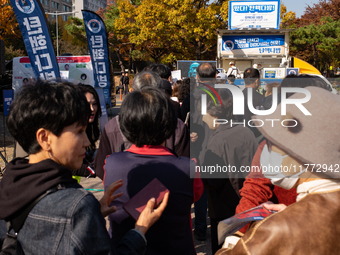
[0,80,168,255]
[119,87,177,147]
[104,87,203,255]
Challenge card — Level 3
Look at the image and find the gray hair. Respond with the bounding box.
[132,71,163,90]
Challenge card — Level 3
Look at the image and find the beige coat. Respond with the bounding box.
[216,189,340,255]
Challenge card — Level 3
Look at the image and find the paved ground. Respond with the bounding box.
[0,93,213,254]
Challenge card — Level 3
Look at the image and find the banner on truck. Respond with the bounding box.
[221,35,285,57]
[263,68,286,79]
[229,0,280,30]
[12,56,94,92]
[9,0,60,80]
[3,90,14,117]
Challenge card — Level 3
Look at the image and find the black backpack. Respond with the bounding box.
[0,186,59,255]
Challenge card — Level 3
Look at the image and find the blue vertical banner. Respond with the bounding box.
[82,10,111,107]
[95,88,108,133]
[9,0,60,80]
[3,90,14,116]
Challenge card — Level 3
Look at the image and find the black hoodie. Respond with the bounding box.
[0,158,77,221]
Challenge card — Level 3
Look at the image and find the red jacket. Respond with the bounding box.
[236,140,297,233]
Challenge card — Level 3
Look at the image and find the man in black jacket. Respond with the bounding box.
[240,68,264,138]
[118,72,125,94]
[200,88,258,254]
[146,64,182,119]
[123,72,129,95]
[190,62,219,242]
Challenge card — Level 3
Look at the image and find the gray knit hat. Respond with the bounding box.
[253,86,340,178]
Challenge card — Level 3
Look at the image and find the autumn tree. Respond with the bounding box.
[298,0,340,27]
[57,17,86,55]
[111,0,144,71]
[0,0,25,53]
[290,17,340,72]
[116,0,177,63]
[59,20,88,56]
[115,0,223,63]
[220,0,229,23]
[311,17,340,73]
[47,16,85,56]
[280,3,296,29]
[130,0,142,5]
[4,45,25,60]
[168,0,223,60]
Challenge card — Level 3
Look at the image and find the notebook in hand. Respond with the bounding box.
[123,178,169,221]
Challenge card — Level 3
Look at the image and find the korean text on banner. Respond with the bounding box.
[221,35,285,57]
[3,90,14,117]
[82,10,111,107]
[229,0,280,30]
[95,88,108,133]
[9,0,60,80]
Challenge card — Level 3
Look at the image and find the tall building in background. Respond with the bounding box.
[39,0,73,22]
[73,0,107,19]
[39,0,107,22]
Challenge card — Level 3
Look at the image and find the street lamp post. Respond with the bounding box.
[46,11,78,56]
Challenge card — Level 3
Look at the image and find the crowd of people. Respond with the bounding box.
[0,62,339,255]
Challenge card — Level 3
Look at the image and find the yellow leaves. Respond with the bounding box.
[0,0,20,41]
[111,0,224,61]
[115,0,138,38]
[283,11,296,22]
[280,3,296,29]
[220,0,229,22]
[280,4,287,20]
[161,52,177,64]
